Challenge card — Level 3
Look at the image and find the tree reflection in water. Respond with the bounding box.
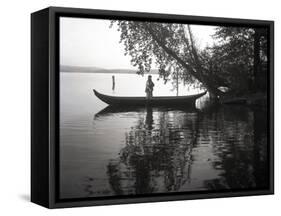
[202,106,268,190]
[105,104,268,196]
[107,106,200,195]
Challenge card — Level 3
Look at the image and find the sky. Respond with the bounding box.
[60,17,217,69]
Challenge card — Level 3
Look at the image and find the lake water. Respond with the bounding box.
[60,72,269,199]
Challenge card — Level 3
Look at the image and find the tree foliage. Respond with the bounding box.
[212,27,268,93]
[110,21,268,96]
[111,21,208,89]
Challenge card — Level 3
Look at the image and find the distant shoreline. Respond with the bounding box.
[60,71,157,75]
[60,65,158,74]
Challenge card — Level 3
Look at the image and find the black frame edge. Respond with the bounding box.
[52,190,273,209]
[48,6,274,25]
[31,8,51,208]
[269,21,274,195]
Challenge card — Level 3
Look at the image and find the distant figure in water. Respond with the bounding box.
[112,75,115,91]
[145,75,154,99]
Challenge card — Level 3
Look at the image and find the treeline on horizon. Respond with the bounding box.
[60,65,158,74]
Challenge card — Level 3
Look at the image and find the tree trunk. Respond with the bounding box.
[145,24,224,99]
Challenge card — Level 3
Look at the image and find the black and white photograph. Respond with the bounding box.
[1,0,279,213]
[59,17,270,200]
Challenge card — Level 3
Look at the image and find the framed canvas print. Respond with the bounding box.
[31,7,274,208]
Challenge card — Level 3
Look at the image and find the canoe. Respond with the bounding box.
[93,89,207,106]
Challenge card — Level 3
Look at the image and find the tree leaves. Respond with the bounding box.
[110,20,267,95]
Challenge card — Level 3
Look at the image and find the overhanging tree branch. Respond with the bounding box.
[143,24,200,81]
[144,24,224,96]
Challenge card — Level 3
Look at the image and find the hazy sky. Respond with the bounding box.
[60,17,217,69]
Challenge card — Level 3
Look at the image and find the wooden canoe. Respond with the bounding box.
[93,89,207,106]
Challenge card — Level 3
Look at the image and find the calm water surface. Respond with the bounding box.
[60,72,268,199]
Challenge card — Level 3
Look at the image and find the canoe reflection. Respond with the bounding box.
[94,105,199,119]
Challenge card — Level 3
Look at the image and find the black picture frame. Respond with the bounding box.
[31,6,274,208]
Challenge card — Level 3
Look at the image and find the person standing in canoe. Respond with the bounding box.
[145,75,154,99]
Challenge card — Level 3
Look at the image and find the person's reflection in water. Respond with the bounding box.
[135,106,153,156]
[145,106,153,131]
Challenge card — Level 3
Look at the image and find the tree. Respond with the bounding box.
[111,21,268,97]
[111,21,225,97]
[212,27,268,94]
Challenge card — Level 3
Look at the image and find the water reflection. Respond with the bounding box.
[59,73,269,199]
[201,106,268,191]
[103,106,199,195]
[94,104,268,196]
